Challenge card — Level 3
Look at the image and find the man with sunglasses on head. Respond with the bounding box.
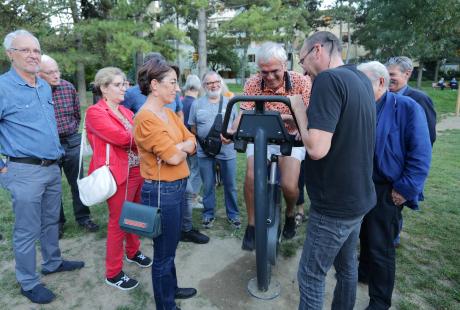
[291,31,376,309]
[0,29,84,305]
[38,55,99,238]
[227,41,311,251]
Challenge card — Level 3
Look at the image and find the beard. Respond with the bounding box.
[206,89,222,99]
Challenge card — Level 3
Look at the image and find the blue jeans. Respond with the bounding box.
[298,207,364,310]
[141,178,186,310]
[198,156,239,221]
[182,154,202,232]
[186,154,202,195]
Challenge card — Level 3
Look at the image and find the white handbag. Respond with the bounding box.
[77,127,117,206]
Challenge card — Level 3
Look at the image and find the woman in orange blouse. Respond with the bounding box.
[133,59,196,310]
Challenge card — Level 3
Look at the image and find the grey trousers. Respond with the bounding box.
[4,161,63,290]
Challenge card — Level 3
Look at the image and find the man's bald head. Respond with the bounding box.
[39,54,61,86]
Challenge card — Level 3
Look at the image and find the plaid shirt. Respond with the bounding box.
[52,79,81,137]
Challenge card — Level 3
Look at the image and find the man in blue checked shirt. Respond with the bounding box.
[0,29,84,305]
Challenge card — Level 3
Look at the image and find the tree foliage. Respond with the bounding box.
[353,0,460,62]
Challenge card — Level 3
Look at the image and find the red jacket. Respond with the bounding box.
[85,99,138,185]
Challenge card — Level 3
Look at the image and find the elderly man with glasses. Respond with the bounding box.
[189,71,241,230]
[0,29,84,304]
[227,41,311,250]
[357,61,431,309]
[38,55,99,238]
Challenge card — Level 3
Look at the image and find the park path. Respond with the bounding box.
[1,233,385,310]
[437,115,460,131]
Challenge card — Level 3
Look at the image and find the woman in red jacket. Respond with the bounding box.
[86,67,152,291]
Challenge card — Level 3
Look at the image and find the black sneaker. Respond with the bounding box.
[202,217,215,229]
[242,225,255,251]
[227,218,241,229]
[282,216,296,239]
[105,271,139,291]
[78,219,99,232]
[126,251,152,268]
[180,229,210,244]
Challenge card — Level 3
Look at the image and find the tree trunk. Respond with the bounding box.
[434,60,441,82]
[456,84,460,116]
[135,51,143,82]
[175,11,180,72]
[345,21,351,64]
[240,45,248,86]
[70,1,87,106]
[198,7,207,79]
[416,61,424,89]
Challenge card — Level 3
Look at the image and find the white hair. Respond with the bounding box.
[201,71,222,87]
[385,56,413,73]
[357,61,390,89]
[256,41,287,66]
[3,29,39,50]
[183,74,201,92]
[41,54,58,65]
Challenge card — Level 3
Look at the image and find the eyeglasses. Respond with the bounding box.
[160,79,178,87]
[110,81,129,89]
[260,69,282,77]
[41,70,60,76]
[299,45,323,65]
[206,80,221,86]
[9,47,42,56]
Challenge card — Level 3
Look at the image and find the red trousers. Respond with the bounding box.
[106,166,143,278]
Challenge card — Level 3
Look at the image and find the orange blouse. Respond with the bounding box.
[134,108,196,181]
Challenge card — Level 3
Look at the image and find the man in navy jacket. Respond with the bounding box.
[357,61,432,310]
[386,56,436,145]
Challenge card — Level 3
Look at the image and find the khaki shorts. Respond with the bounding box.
[245,144,306,162]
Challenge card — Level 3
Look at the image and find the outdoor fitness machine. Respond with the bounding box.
[222,95,303,299]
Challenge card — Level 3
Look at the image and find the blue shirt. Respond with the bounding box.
[181,95,196,130]
[122,85,183,114]
[0,67,64,168]
[188,95,237,160]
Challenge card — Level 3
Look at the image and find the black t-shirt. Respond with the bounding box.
[305,64,377,218]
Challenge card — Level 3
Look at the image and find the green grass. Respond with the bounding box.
[395,129,460,308]
[226,83,243,94]
[408,81,458,118]
[0,88,458,308]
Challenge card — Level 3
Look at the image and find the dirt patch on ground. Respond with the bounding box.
[0,232,401,309]
[437,115,460,132]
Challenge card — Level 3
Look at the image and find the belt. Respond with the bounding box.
[9,157,60,167]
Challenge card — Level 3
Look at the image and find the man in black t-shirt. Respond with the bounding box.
[291,31,376,309]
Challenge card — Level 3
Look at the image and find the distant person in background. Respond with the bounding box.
[437,77,446,90]
[38,55,99,238]
[86,67,152,291]
[180,74,209,244]
[449,77,458,90]
[123,52,184,120]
